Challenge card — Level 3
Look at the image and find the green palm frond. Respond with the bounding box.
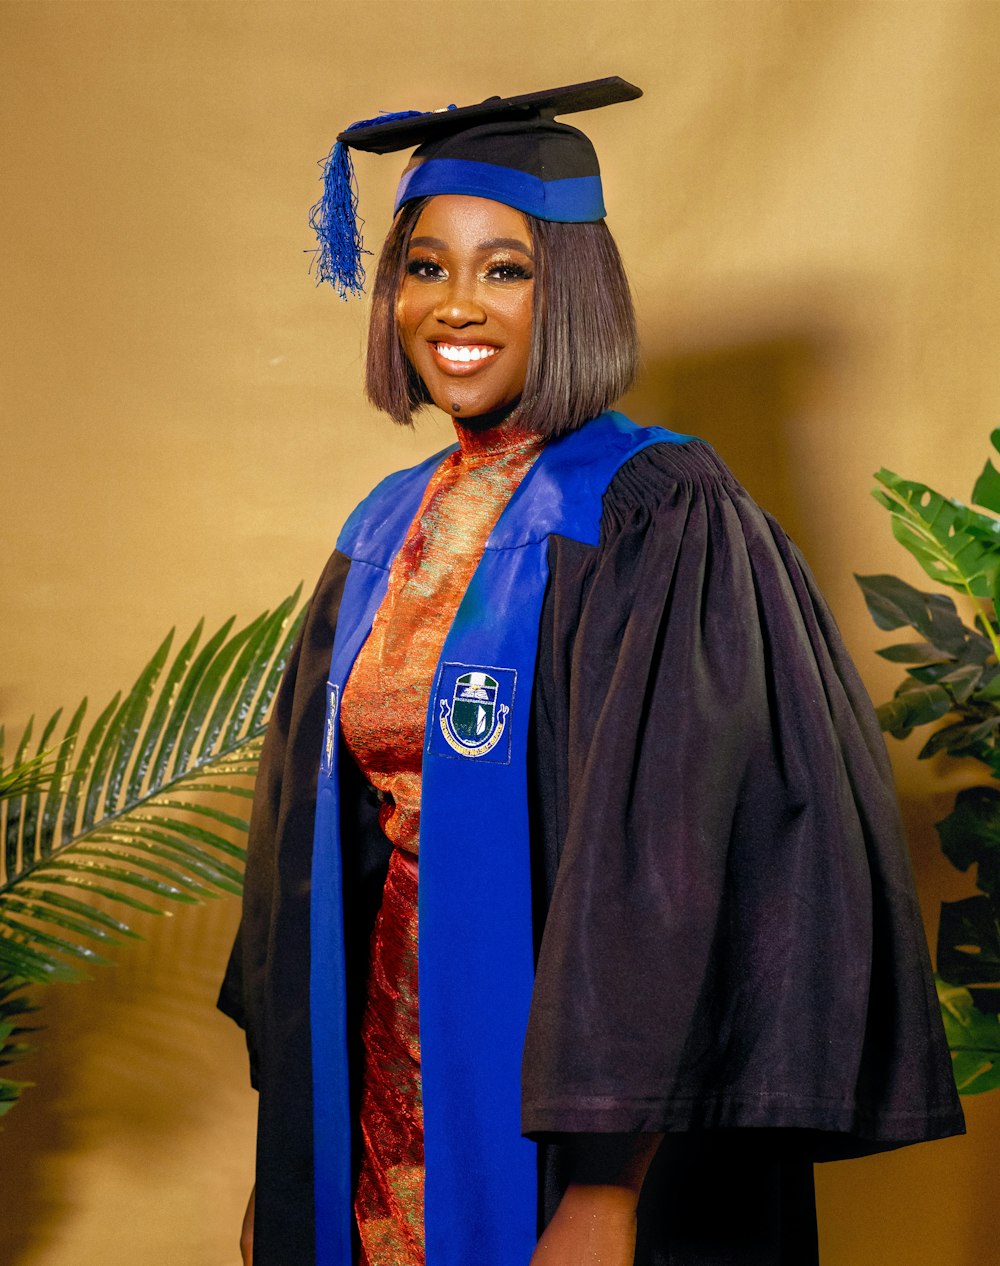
[0,590,304,1109]
[0,743,66,804]
[0,975,39,1118]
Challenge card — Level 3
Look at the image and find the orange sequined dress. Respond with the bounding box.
[339,417,544,1266]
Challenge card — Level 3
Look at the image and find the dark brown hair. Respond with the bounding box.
[365,198,638,438]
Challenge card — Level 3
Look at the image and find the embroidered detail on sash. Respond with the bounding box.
[428,663,516,763]
[321,683,340,778]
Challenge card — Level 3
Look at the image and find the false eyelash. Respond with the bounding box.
[406,257,443,277]
[403,256,533,281]
[486,260,533,281]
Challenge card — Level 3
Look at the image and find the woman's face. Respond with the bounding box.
[396,195,534,421]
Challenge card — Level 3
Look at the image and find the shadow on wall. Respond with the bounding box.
[0,995,80,1266]
[624,329,842,557]
[0,897,254,1266]
[818,790,997,1266]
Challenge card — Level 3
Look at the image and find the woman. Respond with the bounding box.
[219,79,964,1266]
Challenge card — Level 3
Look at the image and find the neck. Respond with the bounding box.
[448,400,542,460]
[448,397,523,433]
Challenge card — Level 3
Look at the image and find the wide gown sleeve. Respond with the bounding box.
[217,547,351,1089]
[523,440,964,1156]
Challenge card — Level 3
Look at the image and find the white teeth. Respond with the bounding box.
[435,344,497,363]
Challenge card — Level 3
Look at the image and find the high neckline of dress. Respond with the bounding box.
[452,414,545,463]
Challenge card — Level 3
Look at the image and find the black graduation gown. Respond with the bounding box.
[219,437,964,1266]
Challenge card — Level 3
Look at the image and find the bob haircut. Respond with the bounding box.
[365,197,638,438]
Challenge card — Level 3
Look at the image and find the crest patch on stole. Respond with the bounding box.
[321,683,339,777]
[428,663,517,763]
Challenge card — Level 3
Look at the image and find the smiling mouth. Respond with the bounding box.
[431,342,500,367]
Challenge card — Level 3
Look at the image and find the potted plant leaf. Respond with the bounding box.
[0,590,303,1116]
[858,429,1000,1094]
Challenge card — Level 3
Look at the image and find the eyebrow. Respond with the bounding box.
[408,235,534,259]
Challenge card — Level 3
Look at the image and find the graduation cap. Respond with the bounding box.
[309,76,642,299]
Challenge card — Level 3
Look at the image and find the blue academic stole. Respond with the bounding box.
[309,412,687,1265]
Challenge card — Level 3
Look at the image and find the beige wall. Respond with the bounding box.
[2,2,999,1262]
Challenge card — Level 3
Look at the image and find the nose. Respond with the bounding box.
[432,272,486,327]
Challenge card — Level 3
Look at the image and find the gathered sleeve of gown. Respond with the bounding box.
[524,439,964,1157]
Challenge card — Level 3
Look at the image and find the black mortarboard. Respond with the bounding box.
[309,77,642,299]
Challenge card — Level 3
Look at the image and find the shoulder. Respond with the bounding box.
[601,432,747,535]
[610,433,742,497]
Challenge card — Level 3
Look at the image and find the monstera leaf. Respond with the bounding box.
[937,978,1000,1095]
[861,433,1000,1094]
[970,428,1000,517]
[0,590,304,1113]
[872,467,1000,602]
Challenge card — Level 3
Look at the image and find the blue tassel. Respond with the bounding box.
[309,109,431,300]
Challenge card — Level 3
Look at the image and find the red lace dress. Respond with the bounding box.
[339,418,544,1266]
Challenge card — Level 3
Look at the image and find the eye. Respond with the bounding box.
[484,259,533,282]
[406,256,445,280]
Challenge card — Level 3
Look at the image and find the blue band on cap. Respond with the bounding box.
[394,157,606,222]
